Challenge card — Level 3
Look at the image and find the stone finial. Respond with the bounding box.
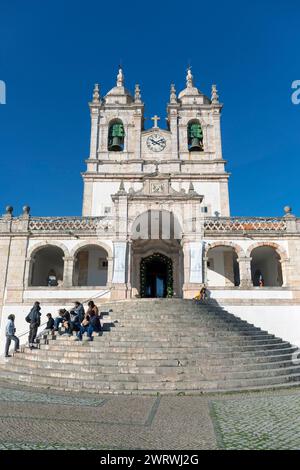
[186,67,194,88]
[5,205,13,216]
[188,182,196,194]
[92,83,100,103]
[22,205,30,216]
[117,67,124,87]
[118,180,126,194]
[170,83,177,104]
[134,84,141,103]
[211,84,219,104]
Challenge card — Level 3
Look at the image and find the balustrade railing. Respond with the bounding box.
[204,217,287,232]
[0,215,296,234]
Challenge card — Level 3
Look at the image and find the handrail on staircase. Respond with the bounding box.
[5,289,111,343]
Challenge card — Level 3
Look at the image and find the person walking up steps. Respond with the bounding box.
[4,314,20,357]
[25,301,41,350]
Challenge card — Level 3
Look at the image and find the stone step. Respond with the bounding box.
[5,362,300,382]
[37,340,292,353]
[49,337,285,349]
[21,344,298,360]
[16,352,298,370]
[3,299,300,394]
[7,355,300,378]
[1,368,300,394]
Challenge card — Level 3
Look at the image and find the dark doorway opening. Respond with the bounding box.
[140,253,173,298]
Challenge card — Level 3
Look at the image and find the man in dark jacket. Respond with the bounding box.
[26,301,41,349]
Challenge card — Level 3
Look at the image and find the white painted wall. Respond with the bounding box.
[207,251,225,286]
[193,182,221,215]
[224,305,300,348]
[87,246,108,285]
[91,181,143,216]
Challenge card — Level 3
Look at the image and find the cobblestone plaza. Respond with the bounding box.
[0,380,300,450]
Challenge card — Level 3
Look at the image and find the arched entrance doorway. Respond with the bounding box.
[140,253,173,298]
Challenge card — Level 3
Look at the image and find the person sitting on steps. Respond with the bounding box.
[75,312,91,341]
[37,313,54,339]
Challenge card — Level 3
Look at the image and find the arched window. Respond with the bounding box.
[108,120,125,151]
[187,120,203,151]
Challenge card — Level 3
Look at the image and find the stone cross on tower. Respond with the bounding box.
[151,115,160,128]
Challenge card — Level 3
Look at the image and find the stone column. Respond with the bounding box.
[203,256,208,285]
[107,256,113,286]
[89,108,99,159]
[126,241,132,293]
[62,256,74,288]
[182,240,190,288]
[238,256,252,288]
[212,107,223,160]
[279,258,289,287]
[5,237,29,303]
[24,257,33,288]
[169,109,179,159]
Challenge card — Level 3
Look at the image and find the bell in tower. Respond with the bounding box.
[108,121,125,151]
[188,121,203,151]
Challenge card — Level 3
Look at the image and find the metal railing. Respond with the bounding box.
[5,289,111,347]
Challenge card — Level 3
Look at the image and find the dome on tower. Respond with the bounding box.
[104,67,134,105]
[178,68,210,105]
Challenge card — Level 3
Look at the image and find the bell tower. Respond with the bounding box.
[82,68,144,216]
[166,68,230,216]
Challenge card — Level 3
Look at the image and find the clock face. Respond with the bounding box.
[146,133,166,152]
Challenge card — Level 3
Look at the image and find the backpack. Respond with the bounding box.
[25,313,31,323]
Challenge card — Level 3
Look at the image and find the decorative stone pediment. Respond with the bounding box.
[127,176,203,201]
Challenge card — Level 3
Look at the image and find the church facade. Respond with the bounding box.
[0,68,300,346]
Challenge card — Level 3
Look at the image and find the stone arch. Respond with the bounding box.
[246,242,288,261]
[205,242,244,287]
[205,241,245,258]
[247,242,287,287]
[70,240,112,259]
[71,241,111,287]
[187,119,203,151]
[130,209,183,241]
[28,241,70,259]
[28,242,68,287]
[108,118,125,151]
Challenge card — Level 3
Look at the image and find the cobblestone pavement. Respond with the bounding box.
[0,380,300,449]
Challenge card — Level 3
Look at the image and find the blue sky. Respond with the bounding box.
[0,0,299,217]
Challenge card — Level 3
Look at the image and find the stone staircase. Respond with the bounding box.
[1,299,300,394]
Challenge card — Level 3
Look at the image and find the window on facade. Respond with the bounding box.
[108,120,125,151]
[187,121,203,151]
